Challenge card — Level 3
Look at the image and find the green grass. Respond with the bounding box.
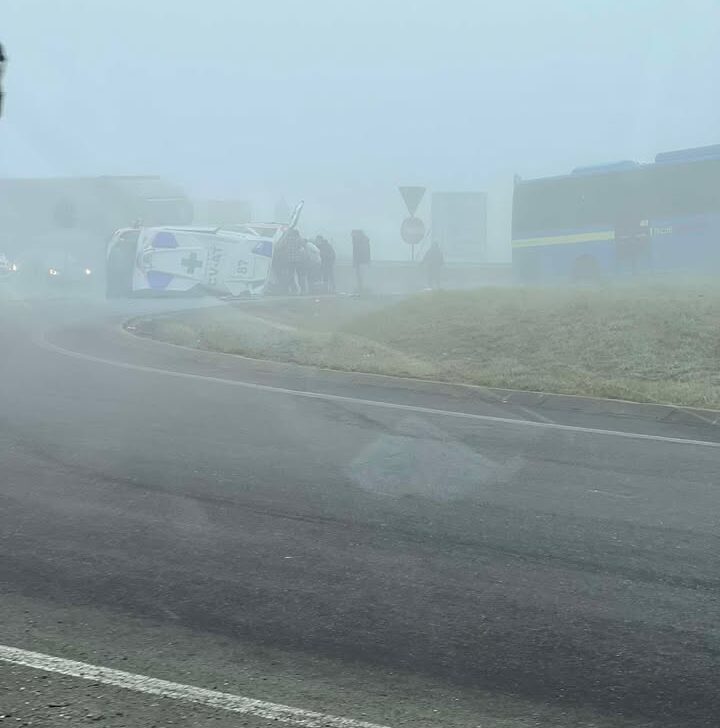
[138,284,720,409]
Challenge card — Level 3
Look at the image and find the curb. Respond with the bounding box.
[122,308,720,430]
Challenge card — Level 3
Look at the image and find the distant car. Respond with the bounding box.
[44,252,95,286]
[0,253,18,278]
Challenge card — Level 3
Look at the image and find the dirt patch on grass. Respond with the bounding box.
[134,285,720,409]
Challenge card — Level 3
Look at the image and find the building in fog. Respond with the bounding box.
[0,175,192,262]
[431,191,487,262]
[192,199,253,227]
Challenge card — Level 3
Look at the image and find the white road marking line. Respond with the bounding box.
[587,489,637,499]
[39,335,720,450]
[0,644,391,728]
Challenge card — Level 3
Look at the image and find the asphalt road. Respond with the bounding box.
[1,296,719,727]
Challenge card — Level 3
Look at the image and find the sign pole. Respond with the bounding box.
[398,186,427,264]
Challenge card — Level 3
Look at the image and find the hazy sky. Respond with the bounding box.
[2,0,719,256]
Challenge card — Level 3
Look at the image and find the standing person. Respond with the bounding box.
[315,235,336,293]
[0,42,7,118]
[351,229,371,295]
[286,232,307,294]
[272,228,299,294]
[269,232,287,294]
[422,241,444,289]
[304,238,323,293]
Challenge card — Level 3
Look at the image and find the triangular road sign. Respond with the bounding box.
[398,186,426,216]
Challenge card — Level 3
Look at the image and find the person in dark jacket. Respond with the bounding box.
[0,42,7,118]
[351,229,371,294]
[315,236,336,293]
[422,242,444,289]
[272,228,301,294]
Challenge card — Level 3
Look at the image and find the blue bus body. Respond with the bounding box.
[512,145,720,281]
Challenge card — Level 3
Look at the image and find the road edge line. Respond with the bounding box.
[0,644,391,728]
[37,333,720,449]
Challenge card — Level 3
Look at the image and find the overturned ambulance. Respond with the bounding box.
[106,203,303,298]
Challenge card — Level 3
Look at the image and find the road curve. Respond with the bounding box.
[1,298,720,727]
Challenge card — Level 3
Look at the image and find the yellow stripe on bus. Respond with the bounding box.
[512,230,615,249]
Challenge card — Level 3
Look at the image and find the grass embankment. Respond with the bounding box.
[138,285,720,409]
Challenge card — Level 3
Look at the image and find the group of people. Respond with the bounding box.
[270,227,445,296]
[270,230,336,295]
[269,228,375,296]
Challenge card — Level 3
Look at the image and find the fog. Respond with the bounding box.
[3,5,720,726]
[2,0,719,258]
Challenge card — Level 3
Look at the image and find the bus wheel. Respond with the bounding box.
[571,254,601,284]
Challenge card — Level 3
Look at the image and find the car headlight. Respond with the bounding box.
[48,268,59,276]
[84,268,92,276]
[10,263,17,272]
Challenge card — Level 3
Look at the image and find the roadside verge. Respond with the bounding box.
[125,285,720,419]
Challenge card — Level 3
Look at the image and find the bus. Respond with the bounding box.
[512,144,720,281]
